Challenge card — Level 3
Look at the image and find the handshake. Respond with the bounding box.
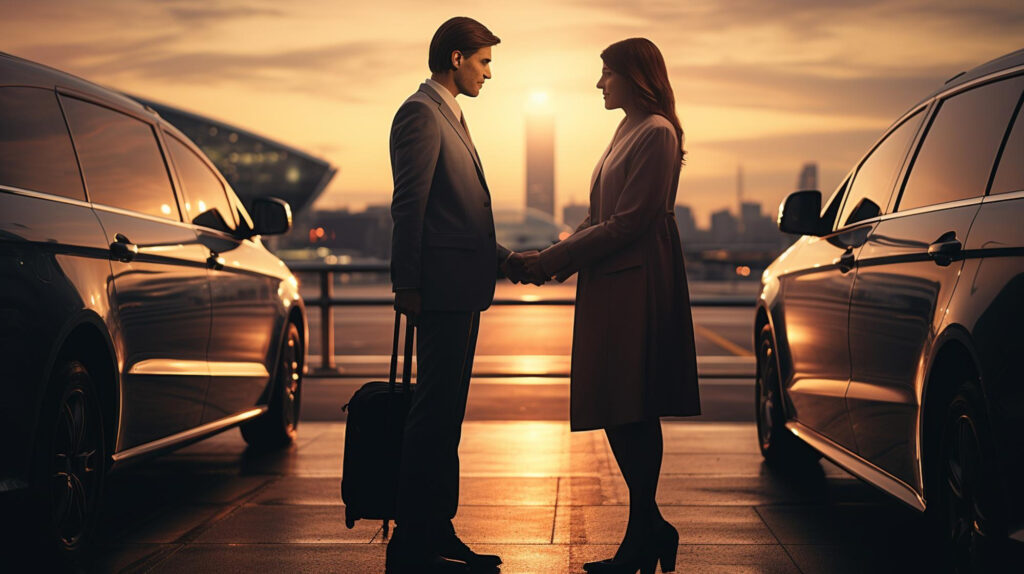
[503,250,550,286]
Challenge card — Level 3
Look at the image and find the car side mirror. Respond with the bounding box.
[778,190,826,236]
[251,197,292,236]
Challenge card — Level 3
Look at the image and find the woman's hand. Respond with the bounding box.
[508,251,549,285]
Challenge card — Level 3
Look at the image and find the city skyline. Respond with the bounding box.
[4,1,1022,227]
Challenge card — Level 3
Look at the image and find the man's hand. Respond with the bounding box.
[520,251,549,285]
[506,251,547,286]
[394,289,422,324]
[501,253,521,284]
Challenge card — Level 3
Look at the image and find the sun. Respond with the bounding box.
[526,91,551,113]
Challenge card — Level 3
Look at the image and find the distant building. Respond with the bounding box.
[797,162,819,191]
[562,203,589,228]
[674,205,697,242]
[131,96,335,218]
[710,209,739,244]
[495,207,571,252]
[304,206,392,260]
[295,205,570,262]
[739,202,760,233]
[526,113,555,218]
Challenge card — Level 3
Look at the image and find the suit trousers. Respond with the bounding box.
[395,310,480,539]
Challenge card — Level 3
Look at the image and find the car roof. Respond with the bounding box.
[927,48,1024,100]
[0,51,153,118]
[0,51,237,190]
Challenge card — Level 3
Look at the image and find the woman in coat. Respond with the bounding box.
[518,38,701,574]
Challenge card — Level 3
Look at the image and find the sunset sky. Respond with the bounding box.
[3,0,1022,226]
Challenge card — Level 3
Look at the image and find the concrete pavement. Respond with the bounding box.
[73,401,946,573]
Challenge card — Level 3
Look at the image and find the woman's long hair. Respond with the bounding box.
[601,38,686,163]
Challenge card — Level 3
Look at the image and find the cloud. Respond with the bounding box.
[14,38,420,102]
[575,0,1024,73]
[163,4,286,26]
[695,129,885,170]
[673,64,943,119]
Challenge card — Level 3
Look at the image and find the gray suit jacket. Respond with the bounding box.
[390,83,511,312]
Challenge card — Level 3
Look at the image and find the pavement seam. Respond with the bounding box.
[124,475,284,573]
[753,505,805,574]
[550,476,561,544]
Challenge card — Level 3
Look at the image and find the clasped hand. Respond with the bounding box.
[504,251,549,286]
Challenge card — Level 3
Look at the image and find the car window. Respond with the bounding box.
[62,97,179,220]
[165,134,236,232]
[820,175,849,232]
[0,87,84,200]
[990,97,1024,195]
[226,185,255,236]
[897,76,1024,212]
[838,110,924,228]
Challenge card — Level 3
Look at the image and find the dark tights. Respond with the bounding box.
[605,418,665,557]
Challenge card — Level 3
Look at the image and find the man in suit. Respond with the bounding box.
[387,17,523,574]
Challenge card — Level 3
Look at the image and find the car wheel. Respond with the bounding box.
[32,360,106,564]
[937,380,1005,572]
[756,324,817,464]
[242,322,302,449]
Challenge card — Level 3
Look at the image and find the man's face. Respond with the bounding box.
[453,46,492,97]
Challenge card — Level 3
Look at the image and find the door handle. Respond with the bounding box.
[109,233,138,263]
[836,249,855,273]
[927,232,962,267]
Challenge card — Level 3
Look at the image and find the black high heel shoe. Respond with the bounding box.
[582,521,678,574]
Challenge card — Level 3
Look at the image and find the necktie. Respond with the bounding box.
[460,113,480,164]
[459,113,473,145]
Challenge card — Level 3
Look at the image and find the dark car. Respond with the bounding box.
[0,53,307,561]
[756,48,1024,570]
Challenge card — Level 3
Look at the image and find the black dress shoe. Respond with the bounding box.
[582,520,678,574]
[387,532,471,574]
[386,551,470,574]
[436,530,502,571]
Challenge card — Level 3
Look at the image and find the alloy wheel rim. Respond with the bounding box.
[944,411,989,565]
[50,387,99,548]
[758,338,776,448]
[282,331,301,430]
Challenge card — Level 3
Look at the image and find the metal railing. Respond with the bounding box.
[286,262,757,374]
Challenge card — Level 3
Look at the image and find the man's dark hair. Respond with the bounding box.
[428,17,500,73]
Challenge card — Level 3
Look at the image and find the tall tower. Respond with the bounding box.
[526,113,555,218]
[736,164,744,211]
[736,164,745,234]
[797,162,819,190]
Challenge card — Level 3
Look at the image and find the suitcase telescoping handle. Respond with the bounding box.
[388,310,414,393]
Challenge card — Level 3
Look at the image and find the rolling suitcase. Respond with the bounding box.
[340,310,415,536]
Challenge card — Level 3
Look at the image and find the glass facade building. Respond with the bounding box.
[130,96,335,217]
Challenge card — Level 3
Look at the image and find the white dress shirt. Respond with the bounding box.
[425,78,463,121]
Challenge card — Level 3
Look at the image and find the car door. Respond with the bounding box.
[0,86,112,473]
[779,109,926,451]
[958,93,1024,494]
[846,75,1024,488]
[61,95,212,450]
[162,132,281,423]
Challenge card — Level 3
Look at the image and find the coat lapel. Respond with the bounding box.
[419,84,490,194]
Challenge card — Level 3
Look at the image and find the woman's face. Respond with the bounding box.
[597,64,632,111]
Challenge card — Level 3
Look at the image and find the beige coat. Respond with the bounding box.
[539,114,701,431]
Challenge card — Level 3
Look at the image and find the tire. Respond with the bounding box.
[31,360,106,566]
[242,322,303,449]
[755,323,818,465]
[935,380,1007,572]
